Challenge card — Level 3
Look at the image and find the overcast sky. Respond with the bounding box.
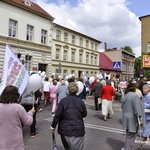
[33,0,150,57]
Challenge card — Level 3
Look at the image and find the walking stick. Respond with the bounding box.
[138,117,143,150]
[52,132,58,150]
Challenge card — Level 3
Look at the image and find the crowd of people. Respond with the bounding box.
[1,72,150,150]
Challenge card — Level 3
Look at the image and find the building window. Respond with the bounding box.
[91,56,93,64]
[95,56,97,64]
[63,50,67,61]
[9,19,17,37]
[95,43,97,50]
[80,38,83,47]
[147,42,150,52]
[86,54,89,64]
[86,71,89,76]
[41,29,47,44]
[71,70,75,75]
[24,54,32,72]
[79,53,82,63]
[86,40,89,48]
[72,35,76,44]
[56,29,61,40]
[56,48,60,59]
[26,25,33,41]
[71,51,75,62]
[64,32,68,42]
[91,42,94,49]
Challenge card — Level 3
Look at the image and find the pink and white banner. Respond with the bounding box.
[0,45,29,95]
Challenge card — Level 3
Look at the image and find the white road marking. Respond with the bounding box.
[44,118,126,135]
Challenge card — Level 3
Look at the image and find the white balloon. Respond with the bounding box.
[76,81,84,96]
[38,70,41,75]
[40,71,45,77]
[65,76,68,80]
[89,76,95,84]
[68,74,72,79]
[27,74,42,92]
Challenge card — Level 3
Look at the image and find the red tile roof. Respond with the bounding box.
[3,0,54,20]
[99,53,113,70]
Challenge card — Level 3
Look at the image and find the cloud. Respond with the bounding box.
[33,0,141,57]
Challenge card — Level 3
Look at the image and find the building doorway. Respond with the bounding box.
[38,64,47,72]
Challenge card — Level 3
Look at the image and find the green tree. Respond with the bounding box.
[134,56,141,78]
[123,46,134,54]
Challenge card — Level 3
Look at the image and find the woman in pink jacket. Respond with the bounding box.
[50,80,58,116]
[0,85,35,150]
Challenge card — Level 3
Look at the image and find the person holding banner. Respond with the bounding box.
[21,86,38,137]
[0,85,35,150]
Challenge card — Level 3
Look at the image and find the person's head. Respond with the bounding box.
[142,77,147,83]
[61,79,65,85]
[96,79,100,83]
[0,85,20,104]
[68,82,78,94]
[45,77,49,81]
[127,83,136,92]
[143,84,150,95]
[106,80,111,85]
[53,80,57,85]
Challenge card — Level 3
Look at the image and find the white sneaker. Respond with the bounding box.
[121,148,124,150]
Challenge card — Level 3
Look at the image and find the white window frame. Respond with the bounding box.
[41,29,47,44]
[86,54,89,64]
[64,32,68,42]
[91,42,94,49]
[56,29,61,40]
[63,50,67,61]
[91,56,93,64]
[86,40,89,48]
[56,48,60,59]
[27,25,33,41]
[94,56,97,65]
[71,51,75,62]
[9,19,17,37]
[72,35,76,44]
[79,53,82,63]
[147,42,150,53]
[80,38,83,46]
[95,43,97,50]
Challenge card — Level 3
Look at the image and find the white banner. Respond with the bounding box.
[0,44,29,95]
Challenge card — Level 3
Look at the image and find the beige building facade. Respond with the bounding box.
[0,0,54,76]
[139,15,150,69]
[103,43,135,81]
[0,0,102,80]
[51,23,101,79]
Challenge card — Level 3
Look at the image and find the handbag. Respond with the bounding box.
[52,132,59,150]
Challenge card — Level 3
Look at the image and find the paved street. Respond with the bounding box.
[24,96,150,150]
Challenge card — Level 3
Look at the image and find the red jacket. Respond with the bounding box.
[101,85,114,101]
[90,80,97,90]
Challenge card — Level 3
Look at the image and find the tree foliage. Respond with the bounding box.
[134,56,141,78]
[123,46,134,54]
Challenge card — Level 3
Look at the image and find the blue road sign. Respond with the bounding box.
[113,62,121,70]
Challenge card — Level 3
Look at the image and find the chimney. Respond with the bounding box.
[104,42,107,52]
[113,47,117,51]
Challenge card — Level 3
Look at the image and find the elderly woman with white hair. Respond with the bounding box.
[142,83,150,143]
[51,82,87,150]
[57,79,68,103]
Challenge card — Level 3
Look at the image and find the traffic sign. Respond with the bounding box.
[113,62,121,70]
